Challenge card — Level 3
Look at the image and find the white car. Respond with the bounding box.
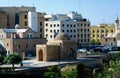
[77,49,87,53]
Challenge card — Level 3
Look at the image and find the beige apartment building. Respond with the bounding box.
[0,6,35,28]
[90,23,115,42]
[0,11,8,28]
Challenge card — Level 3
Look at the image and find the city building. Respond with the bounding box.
[0,11,8,28]
[0,6,36,28]
[0,11,47,56]
[0,6,46,38]
[90,23,115,43]
[44,11,90,47]
[101,16,120,46]
[36,33,77,61]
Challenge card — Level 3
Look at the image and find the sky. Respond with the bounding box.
[0,0,120,25]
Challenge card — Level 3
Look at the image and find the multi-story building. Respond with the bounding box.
[0,11,47,56]
[44,11,90,47]
[101,16,120,46]
[0,6,46,38]
[0,11,8,28]
[0,6,36,28]
[90,23,115,42]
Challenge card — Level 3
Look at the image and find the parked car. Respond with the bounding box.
[77,48,88,53]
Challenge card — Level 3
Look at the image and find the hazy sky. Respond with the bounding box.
[0,0,120,25]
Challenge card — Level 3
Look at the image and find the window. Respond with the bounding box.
[46,23,48,26]
[74,24,76,27]
[81,29,83,32]
[114,38,116,42]
[27,33,32,38]
[77,23,79,27]
[67,30,69,32]
[50,30,52,32]
[40,22,42,26]
[18,45,20,49]
[7,43,9,46]
[88,34,90,37]
[25,21,28,26]
[70,30,72,32]
[46,29,48,32]
[57,30,59,32]
[77,34,79,37]
[81,23,83,26]
[57,24,59,27]
[106,38,107,42]
[40,28,42,32]
[88,29,89,32]
[74,35,76,38]
[81,39,83,42]
[74,30,76,32]
[62,30,64,32]
[24,15,27,19]
[81,34,83,37]
[50,35,52,38]
[92,30,95,33]
[26,44,28,48]
[97,30,99,33]
[101,30,104,33]
[62,24,64,27]
[70,24,72,27]
[84,23,86,27]
[46,34,48,37]
[77,29,79,32]
[84,29,86,32]
[67,24,69,27]
[84,34,86,37]
[97,35,99,37]
[88,24,90,26]
[111,30,113,33]
[54,30,56,32]
[40,34,42,38]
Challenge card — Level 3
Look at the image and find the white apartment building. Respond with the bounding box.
[44,11,90,47]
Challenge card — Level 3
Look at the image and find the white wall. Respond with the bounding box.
[28,11,37,32]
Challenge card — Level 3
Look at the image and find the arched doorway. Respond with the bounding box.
[38,49,43,61]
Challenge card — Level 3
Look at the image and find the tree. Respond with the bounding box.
[0,55,4,64]
[90,39,101,45]
[4,53,22,70]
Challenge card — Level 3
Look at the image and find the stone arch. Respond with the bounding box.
[38,49,43,61]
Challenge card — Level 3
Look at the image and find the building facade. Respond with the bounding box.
[0,6,36,28]
[44,11,90,47]
[90,23,115,42]
[101,16,120,46]
[0,28,47,56]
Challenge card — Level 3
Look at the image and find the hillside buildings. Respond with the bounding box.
[44,11,90,47]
